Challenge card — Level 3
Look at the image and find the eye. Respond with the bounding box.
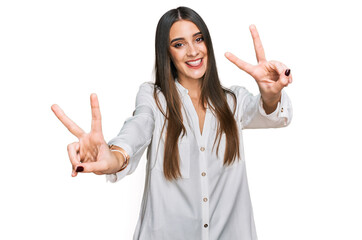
[174,43,183,48]
[196,36,204,43]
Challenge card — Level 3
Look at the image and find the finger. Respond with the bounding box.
[269,61,290,88]
[90,94,103,133]
[225,52,254,75]
[67,142,81,177]
[75,161,108,174]
[285,69,293,84]
[51,104,85,138]
[281,66,292,86]
[249,24,266,63]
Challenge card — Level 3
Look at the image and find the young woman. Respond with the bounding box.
[52,6,292,240]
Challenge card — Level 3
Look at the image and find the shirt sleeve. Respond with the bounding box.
[229,85,292,129]
[106,82,156,183]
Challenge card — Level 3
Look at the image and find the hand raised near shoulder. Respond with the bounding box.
[225,25,292,104]
[51,94,122,177]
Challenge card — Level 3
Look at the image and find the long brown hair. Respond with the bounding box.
[154,6,240,181]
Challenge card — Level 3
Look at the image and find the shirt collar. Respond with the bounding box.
[175,79,189,97]
[175,79,211,111]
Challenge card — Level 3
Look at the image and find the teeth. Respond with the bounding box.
[186,59,201,66]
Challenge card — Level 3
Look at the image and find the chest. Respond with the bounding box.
[190,98,206,135]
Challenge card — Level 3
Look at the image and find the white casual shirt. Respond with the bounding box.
[107,80,292,240]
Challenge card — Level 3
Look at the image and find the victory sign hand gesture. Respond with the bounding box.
[225,25,292,113]
[51,94,123,177]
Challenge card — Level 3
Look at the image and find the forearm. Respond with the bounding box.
[261,91,281,115]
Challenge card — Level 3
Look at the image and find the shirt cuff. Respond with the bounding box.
[258,90,290,126]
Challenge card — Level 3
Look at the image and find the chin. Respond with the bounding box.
[186,69,207,80]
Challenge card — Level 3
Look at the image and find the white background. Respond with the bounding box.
[1,0,361,239]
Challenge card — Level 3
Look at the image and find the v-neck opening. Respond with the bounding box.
[199,107,208,136]
[189,98,207,137]
[176,79,210,139]
[187,97,209,139]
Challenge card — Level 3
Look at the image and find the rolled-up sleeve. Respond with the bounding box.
[230,85,292,129]
[106,82,156,183]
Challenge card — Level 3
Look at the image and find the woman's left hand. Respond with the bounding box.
[225,24,292,113]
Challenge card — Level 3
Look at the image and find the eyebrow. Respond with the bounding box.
[170,31,202,44]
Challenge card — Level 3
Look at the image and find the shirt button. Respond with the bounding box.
[200,147,205,152]
[281,107,284,112]
[204,224,208,228]
[203,197,208,202]
[201,172,206,176]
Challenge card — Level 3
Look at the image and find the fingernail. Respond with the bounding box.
[76,166,84,172]
[285,69,291,76]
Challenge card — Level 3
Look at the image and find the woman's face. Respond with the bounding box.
[169,20,208,82]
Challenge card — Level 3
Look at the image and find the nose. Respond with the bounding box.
[187,43,199,57]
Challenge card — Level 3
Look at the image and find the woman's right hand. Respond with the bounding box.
[51,94,123,177]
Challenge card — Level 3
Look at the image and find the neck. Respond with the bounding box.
[178,77,202,100]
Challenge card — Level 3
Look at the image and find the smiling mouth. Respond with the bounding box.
[186,58,203,68]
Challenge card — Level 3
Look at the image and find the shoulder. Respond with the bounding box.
[136,81,159,101]
[223,85,255,113]
[135,82,156,107]
[137,81,166,100]
[138,81,155,94]
[136,82,166,112]
[224,85,252,103]
[227,85,250,97]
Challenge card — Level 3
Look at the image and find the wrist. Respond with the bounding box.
[261,92,281,114]
[109,145,130,172]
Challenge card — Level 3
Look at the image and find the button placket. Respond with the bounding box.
[196,109,211,240]
[199,142,209,240]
